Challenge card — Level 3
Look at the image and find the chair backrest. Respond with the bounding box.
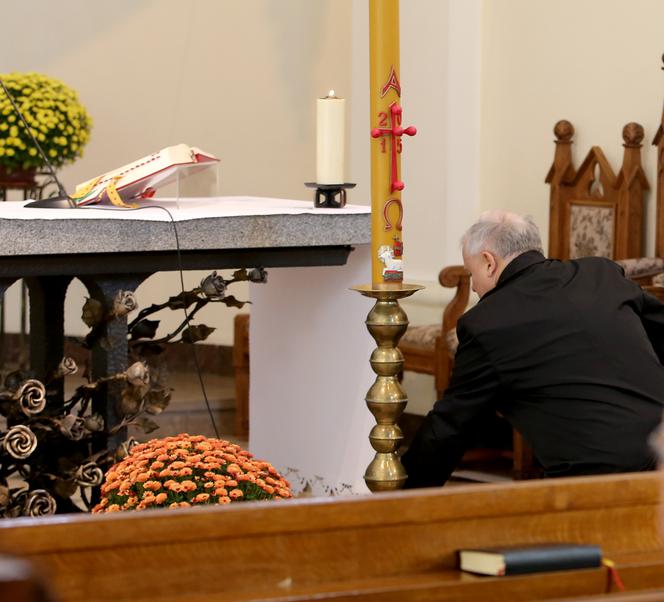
[653,102,664,258]
[546,120,649,260]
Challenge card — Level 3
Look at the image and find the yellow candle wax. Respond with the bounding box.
[369,0,404,287]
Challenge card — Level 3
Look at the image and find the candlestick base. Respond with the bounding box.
[351,283,423,492]
[305,182,356,208]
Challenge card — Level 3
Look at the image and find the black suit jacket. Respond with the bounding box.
[402,251,664,487]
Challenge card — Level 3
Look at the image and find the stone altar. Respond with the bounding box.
[0,197,373,491]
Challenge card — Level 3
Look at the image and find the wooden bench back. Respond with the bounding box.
[0,472,662,601]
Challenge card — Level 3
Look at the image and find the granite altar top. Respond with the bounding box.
[0,197,371,255]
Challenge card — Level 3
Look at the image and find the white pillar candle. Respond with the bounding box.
[316,90,345,185]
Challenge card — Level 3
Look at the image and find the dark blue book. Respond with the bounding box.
[458,543,602,576]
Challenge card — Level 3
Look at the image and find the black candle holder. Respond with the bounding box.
[305,182,356,208]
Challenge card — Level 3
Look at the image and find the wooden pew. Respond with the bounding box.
[0,472,662,602]
[550,589,664,601]
[0,554,56,602]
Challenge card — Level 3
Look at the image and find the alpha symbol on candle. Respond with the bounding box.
[380,66,401,98]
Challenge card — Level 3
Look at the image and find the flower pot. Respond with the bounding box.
[0,165,37,189]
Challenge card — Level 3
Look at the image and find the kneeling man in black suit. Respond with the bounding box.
[402,210,664,487]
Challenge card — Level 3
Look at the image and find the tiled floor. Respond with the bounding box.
[143,371,240,443]
[8,361,508,486]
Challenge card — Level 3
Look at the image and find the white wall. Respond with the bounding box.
[1,0,353,345]
[389,0,482,412]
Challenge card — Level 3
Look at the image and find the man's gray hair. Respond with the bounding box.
[461,210,543,259]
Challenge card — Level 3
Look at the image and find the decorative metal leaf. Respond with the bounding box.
[119,388,143,417]
[4,370,28,393]
[130,319,160,341]
[220,295,247,309]
[134,417,160,434]
[83,324,106,350]
[144,388,172,415]
[81,297,104,328]
[0,397,14,418]
[166,290,200,310]
[54,479,77,499]
[181,324,216,343]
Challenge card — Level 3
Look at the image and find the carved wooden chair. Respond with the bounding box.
[233,313,250,439]
[645,103,664,297]
[399,266,469,400]
[546,119,648,261]
[546,118,664,301]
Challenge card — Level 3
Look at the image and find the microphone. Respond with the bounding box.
[0,76,77,209]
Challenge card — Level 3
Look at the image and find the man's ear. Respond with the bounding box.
[481,250,498,276]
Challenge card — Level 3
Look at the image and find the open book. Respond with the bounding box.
[73,144,219,207]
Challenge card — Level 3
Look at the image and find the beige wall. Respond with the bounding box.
[1,0,353,344]
[3,0,664,355]
[480,0,664,254]
[350,0,481,330]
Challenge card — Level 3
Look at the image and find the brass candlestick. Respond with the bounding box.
[353,283,422,491]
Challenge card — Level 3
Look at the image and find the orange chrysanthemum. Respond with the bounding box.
[92,434,292,513]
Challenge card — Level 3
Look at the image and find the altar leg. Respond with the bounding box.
[80,273,151,451]
[25,276,74,405]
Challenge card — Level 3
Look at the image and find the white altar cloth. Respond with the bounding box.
[3,197,370,221]
[250,244,376,496]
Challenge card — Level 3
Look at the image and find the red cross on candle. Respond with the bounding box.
[371,102,416,192]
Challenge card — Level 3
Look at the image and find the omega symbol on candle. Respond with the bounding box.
[316,90,345,185]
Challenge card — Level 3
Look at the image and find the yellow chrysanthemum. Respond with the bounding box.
[0,71,92,171]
